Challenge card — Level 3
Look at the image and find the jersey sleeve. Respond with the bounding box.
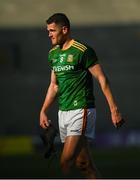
[48,53,53,69]
[81,47,99,69]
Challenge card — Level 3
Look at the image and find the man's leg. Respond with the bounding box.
[75,137,101,178]
[60,135,101,178]
[60,135,81,178]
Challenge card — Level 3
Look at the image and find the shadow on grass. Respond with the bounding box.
[0,147,140,179]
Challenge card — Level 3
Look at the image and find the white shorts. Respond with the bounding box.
[58,108,96,143]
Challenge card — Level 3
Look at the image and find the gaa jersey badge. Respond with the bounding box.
[67,54,73,62]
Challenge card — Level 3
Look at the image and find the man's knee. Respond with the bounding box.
[76,158,90,171]
[76,157,101,178]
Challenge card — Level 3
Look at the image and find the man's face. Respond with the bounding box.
[47,22,67,46]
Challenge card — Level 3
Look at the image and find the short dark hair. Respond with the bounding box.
[46,13,70,29]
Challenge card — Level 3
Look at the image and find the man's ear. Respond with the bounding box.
[62,26,68,34]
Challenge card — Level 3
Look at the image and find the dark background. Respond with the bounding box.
[0,0,140,178]
[0,24,140,135]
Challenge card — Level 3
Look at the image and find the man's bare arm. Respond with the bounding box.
[89,64,123,127]
[40,70,58,128]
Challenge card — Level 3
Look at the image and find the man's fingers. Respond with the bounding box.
[40,121,49,129]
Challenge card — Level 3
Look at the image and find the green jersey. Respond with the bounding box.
[48,40,99,111]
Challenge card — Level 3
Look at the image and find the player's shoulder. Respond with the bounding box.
[49,45,60,54]
[72,40,92,52]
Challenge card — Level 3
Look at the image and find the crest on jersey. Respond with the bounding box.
[67,54,73,62]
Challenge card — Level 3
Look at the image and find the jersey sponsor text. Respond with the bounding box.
[53,65,74,72]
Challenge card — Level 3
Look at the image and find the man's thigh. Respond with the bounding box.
[60,135,90,163]
[61,135,83,161]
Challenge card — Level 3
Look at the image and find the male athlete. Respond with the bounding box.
[40,13,123,178]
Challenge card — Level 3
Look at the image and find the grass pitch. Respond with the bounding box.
[0,147,140,179]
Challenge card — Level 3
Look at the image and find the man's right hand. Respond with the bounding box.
[40,111,50,129]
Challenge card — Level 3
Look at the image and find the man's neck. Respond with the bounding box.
[61,38,73,50]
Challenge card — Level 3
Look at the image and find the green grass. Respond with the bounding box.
[94,147,140,179]
[0,147,140,179]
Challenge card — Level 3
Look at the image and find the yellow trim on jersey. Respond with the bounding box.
[72,41,87,52]
[74,41,87,50]
[49,45,59,53]
[72,44,85,52]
